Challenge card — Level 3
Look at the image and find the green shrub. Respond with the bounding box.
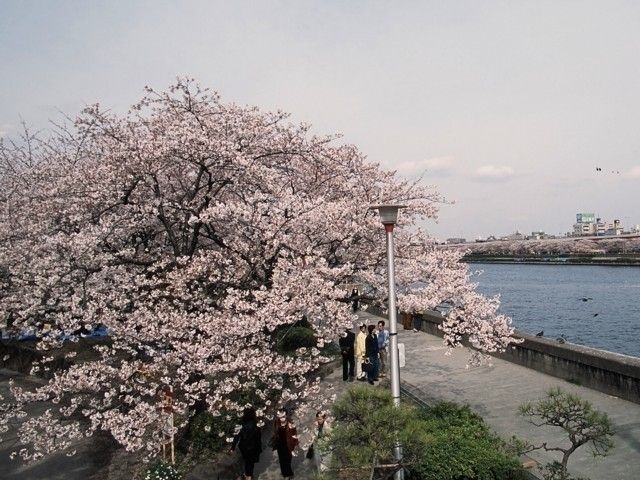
[276,325,316,353]
[187,411,235,454]
[325,387,523,480]
[144,461,182,480]
[328,386,431,480]
[414,402,524,480]
[186,380,278,456]
[414,424,523,480]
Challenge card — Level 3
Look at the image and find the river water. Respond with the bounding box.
[471,263,640,358]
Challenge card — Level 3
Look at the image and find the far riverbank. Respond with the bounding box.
[463,254,640,266]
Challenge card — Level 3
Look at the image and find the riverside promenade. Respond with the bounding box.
[357,310,640,480]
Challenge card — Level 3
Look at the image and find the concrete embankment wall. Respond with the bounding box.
[367,306,640,404]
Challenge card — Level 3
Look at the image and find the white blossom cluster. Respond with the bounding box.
[143,462,180,480]
[0,78,518,461]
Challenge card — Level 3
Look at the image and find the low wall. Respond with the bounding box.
[368,307,640,404]
[496,334,640,404]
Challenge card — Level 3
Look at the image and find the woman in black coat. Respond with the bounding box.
[365,325,380,384]
[231,407,263,480]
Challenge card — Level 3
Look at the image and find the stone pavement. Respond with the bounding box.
[0,369,116,480]
[251,367,347,480]
[357,310,640,480]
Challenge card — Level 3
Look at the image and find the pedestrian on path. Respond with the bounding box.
[339,327,356,381]
[231,406,262,480]
[312,410,332,472]
[355,323,367,380]
[272,408,299,479]
[365,325,380,384]
[377,320,389,377]
[350,288,359,312]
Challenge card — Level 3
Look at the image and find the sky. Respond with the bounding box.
[1,1,640,239]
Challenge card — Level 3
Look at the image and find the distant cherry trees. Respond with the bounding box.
[451,237,640,256]
[0,79,518,460]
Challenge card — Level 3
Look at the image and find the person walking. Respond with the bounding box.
[272,408,299,479]
[339,327,356,381]
[231,406,262,480]
[365,325,380,385]
[355,323,367,380]
[377,320,389,377]
[312,411,332,472]
[350,288,359,312]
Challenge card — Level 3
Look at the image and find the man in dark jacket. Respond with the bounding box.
[365,325,380,385]
[339,327,356,381]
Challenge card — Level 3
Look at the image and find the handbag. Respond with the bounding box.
[361,359,373,374]
[306,443,315,459]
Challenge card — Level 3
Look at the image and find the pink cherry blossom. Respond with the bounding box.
[0,78,518,460]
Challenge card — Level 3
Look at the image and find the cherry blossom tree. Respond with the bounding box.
[0,78,518,461]
[453,237,640,256]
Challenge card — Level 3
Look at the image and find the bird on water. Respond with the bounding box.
[535,331,544,337]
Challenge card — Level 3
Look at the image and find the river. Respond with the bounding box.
[472,263,640,358]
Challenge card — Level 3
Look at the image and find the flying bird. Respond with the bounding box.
[595,167,620,174]
[579,297,593,302]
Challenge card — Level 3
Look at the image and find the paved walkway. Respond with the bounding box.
[252,366,348,480]
[357,310,640,480]
[186,366,355,480]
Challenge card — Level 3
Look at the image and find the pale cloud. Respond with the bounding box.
[394,156,454,176]
[625,166,640,178]
[473,165,515,180]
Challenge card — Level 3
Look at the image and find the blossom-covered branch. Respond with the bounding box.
[0,78,518,460]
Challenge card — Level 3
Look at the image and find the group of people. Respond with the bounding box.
[230,406,331,479]
[231,406,299,480]
[229,317,390,479]
[339,320,389,385]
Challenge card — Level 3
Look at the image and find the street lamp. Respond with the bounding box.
[370,204,406,480]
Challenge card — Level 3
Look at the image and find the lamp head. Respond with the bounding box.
[369,204,407,225]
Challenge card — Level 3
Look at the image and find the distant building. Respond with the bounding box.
[500,231,525,241]
[573,223,595,236]
[604,219,623,236]
[446,237,467,244]
[528,231,547,240]
[576,213,596,224]
[573,212,597,236]
[572,213,624,237]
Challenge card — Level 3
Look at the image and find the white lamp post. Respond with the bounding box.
[370,204,406,480]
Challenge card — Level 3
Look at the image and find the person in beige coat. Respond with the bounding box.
[355,323,367,380]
